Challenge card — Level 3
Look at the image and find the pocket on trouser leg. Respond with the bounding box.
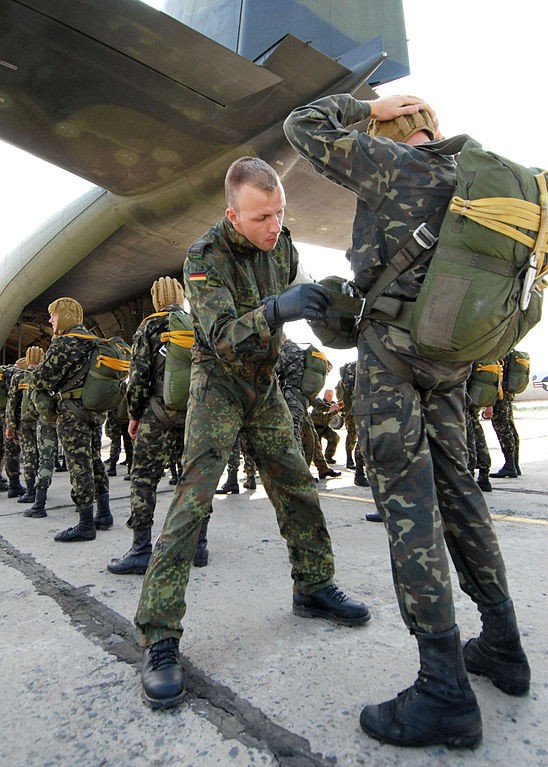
[353,393,407,470]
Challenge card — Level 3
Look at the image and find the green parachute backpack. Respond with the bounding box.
[505,350,530,394]
[467,361,503,408]
[300,344,329,400]
[410,137,546,362]
[161,309,194,411]
[61,334,131,412]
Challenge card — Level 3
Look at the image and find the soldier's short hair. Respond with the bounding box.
[225,156,281,210]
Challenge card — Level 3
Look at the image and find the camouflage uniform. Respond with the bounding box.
[6,367,42,501]
[125,305,187,531]
[135,218,335,645]
[32,323,109,509]
[284,94,509,633]
[491,356,520,473]
[310,396,340,462]
[105,388,133,472]
[275,337,310,452]
[301,409,331,476]
[1,365,24,486]
[465,401,491,476]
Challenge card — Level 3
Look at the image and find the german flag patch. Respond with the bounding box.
[188,271,207,282]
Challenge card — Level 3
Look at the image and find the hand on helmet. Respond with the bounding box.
[263,283,332,330]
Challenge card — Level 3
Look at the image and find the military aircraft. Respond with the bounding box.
[0,0,409,359]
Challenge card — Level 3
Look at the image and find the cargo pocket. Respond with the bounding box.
[353,393,406,468]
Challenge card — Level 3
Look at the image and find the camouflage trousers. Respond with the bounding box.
[56,406,108,508]
[106,418,133,467]
[282,386,308,454]
[491,393,519,469]
[465,405,491,474]
[135,363,335,645]
[127,404,185,530]
[1,416,22,480]
[19,418,39,485]
[313,423,340,462]
[301,411,330,475]
[36,419,59,489]
[226,433,256,476]
[353,329,509,634]
[343,411,364,467]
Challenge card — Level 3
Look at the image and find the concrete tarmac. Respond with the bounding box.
[1,401,547,767]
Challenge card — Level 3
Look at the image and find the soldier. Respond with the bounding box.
[215,433,258,493]
[335,362,371,491]
[490,354,521,478]
[32,297,113,541]
[465,403,492,493]
[1,359,27,498]
[285,93,529,748]
[104,383,133,478]
[107,277,195,575]
[310,389,342,464]
[4,346,45,504]
[135,156,369,710]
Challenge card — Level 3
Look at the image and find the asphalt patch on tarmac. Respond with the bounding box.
[0,533,336,767]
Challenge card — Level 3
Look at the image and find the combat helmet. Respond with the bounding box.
[367,109,436,143]
[48,297,83,335]
[151,276,184,312]
[307,275,360,349]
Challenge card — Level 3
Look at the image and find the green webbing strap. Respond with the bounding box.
[362,325,415,383]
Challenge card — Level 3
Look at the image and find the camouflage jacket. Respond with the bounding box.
[284,94,457,300]
[32,323,96,397]
[126,304,183,420]
[275,338,306,393]
[5,368,25,429]
[310,397,337,427]
[184,217,298,386]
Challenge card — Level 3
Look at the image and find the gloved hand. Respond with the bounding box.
[263,283,332,330]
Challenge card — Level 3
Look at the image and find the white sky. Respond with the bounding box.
[1,0,547,381]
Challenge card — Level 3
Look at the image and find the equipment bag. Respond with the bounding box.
[410,137,547,362]
[467,361,503,408]
[62,334,131,412]
[300,345,329,400]
[161,310,194,411]
[505,349,530,394]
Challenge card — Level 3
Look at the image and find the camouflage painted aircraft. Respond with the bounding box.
[0,0,409,358]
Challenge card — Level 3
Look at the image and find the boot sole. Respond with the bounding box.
[360,719,482,750]
[141,688,186,710]
[293,604,371,627]
[107,564,149,574]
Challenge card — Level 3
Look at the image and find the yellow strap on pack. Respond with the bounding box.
[475,362,503,398]
[311,349,328,363]
[18,382,29,390]
[449,169,548,285]
[160,330,194,348]
[95,355,130,372]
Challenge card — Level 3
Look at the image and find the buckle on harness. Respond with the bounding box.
[355,297,367,326]
[413,222,438,250]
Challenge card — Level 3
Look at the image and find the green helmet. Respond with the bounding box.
[307,276,359,349]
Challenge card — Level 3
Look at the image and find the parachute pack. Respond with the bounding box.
[467,361,503,408]
[310,137,547,372]
[300,344,329,400]
[61,334,131,412]
[505,349,530,394]
[160,309,194,411]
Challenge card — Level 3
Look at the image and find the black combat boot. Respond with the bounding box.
[55,455,68,472]
[24,485,48,517]
[0,475,9,491]
[489,462,518,478]
[7,477,26,498]
[293,583,370,627]
[354,465,369,487]
[346,452,356,469]
[366,511,383,522]
[107,528,152,574]
[141,637,185,709]
[54,505,96,542]
[463,598,530,696]
[243,474,256,490]
[360,626,482,749]
[193,516,210,567]
[17,477,36,503]
[476,470,492,492]
[215,468,239,494]
[106,459,117,477]
[94,492,113,530]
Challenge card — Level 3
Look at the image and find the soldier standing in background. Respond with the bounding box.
[490,354,521,479]
[32,297,113,541]
[104,382,133,478]
[310,389,342,464]
[1,359,27,498]
[335,362,371,491]
[107,277,197,575]
[135,156,369,710]
[4,346,45,504]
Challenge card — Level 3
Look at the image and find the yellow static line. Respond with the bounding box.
[319,492,548,525]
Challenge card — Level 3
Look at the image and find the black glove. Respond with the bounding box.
[263,283,332,330]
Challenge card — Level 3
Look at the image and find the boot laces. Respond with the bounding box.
[149,639,179,671]
[323,584,349,603]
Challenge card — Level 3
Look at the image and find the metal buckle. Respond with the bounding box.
[354,297,367,325]
[412,222,438,250]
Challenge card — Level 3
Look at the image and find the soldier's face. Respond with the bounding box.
[226,183,285,252]
[49,312,58,332]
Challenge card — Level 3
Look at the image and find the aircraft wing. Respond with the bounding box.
[0,0,407,355]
